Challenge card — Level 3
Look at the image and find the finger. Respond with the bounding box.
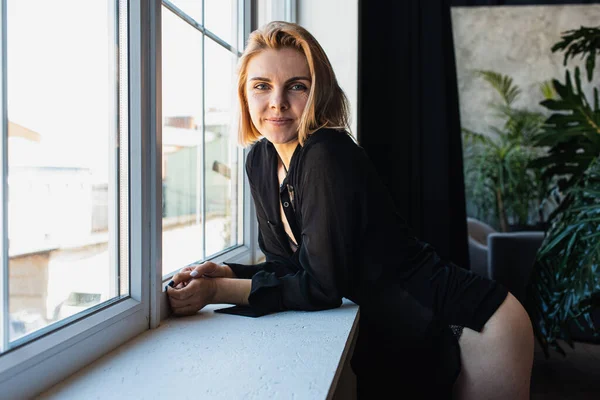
[179,259,205,273]
[191,262,218,278]
[201,268,222,277]
[179,261,203,274]
[191,262,213,276]
[164,279,185,291]
[166,286,192,301]
[172,271,192,286]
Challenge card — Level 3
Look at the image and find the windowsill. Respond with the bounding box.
[38,299,359,399]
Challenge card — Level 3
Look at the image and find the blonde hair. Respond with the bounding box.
[237,21,350,146]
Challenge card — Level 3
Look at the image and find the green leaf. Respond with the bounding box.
[553,76,570,99]
[575,66,583,100]
[462,128,499,150]
[476,70,521,106]
[540,99,573,111]
[534,57,600,194]
[537,224,576,257]
[565,70,574,99]
[550,25,600,81]
[541,81,556,100]
[586,47,596,82]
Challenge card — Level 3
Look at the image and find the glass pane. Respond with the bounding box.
[166,0,202,26]
[162,6,204,276]
[6,0,127,343]
[205,0,237,47]
[204,39,238,257]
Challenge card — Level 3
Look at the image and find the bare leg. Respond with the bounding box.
[453,292,534,400]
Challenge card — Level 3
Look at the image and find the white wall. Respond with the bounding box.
[297,0,358,137]
[256,0,294,28]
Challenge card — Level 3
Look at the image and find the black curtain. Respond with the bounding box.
[454,0,597,4]
[358,0,469,269]
[357,0,599,270]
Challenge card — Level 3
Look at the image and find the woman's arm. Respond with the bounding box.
[167,267,251,316]
[213,278,251,305]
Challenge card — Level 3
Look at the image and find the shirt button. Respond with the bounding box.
[283,202,290,208]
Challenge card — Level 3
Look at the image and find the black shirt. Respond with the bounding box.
[227,128,432,315]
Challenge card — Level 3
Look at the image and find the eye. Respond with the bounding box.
[289,83,307,91]
[253,83,270,90]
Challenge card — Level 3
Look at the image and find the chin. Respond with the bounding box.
[262,130,298,144]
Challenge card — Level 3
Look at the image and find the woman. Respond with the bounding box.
[166,21,534,399]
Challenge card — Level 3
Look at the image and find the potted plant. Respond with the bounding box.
[462,70,548,232]
[526,25,600,356]
[526,156,600,356]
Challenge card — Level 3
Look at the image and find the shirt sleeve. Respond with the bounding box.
[225,232,299,279]
[247,141,364,315]
[224,261,263,279]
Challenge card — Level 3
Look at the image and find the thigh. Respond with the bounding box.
[453,292,534,400]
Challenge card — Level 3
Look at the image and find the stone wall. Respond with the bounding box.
[451,5,600,136]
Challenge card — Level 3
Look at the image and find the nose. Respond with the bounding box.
[269,88,289,111]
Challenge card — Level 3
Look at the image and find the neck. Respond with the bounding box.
[273,140,299,170]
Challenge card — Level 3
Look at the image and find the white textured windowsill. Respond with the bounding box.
[38,299,359,399]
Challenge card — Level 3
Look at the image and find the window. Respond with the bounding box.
[0,1,147,397]
[0,0,293,397]
[1,0,129,352]
[161,0,243,277]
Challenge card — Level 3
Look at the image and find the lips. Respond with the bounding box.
[265,118,293,126]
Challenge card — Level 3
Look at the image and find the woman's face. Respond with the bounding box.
[245,48,311,145]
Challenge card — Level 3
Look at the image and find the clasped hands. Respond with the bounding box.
[165,261,234,316]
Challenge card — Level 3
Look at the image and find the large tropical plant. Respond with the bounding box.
[530,26,600,197]
[526,156,600,357]
[526,25,600,357]
[462,71,547,232]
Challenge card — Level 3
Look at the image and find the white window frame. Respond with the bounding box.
[155,0,259,324]
[0,0,293,397]
[0,1,152,397]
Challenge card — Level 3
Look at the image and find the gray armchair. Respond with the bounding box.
[467,217,545,304]
[468,219,598,343]
[487,231,545,304]
[466,217,497,279]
